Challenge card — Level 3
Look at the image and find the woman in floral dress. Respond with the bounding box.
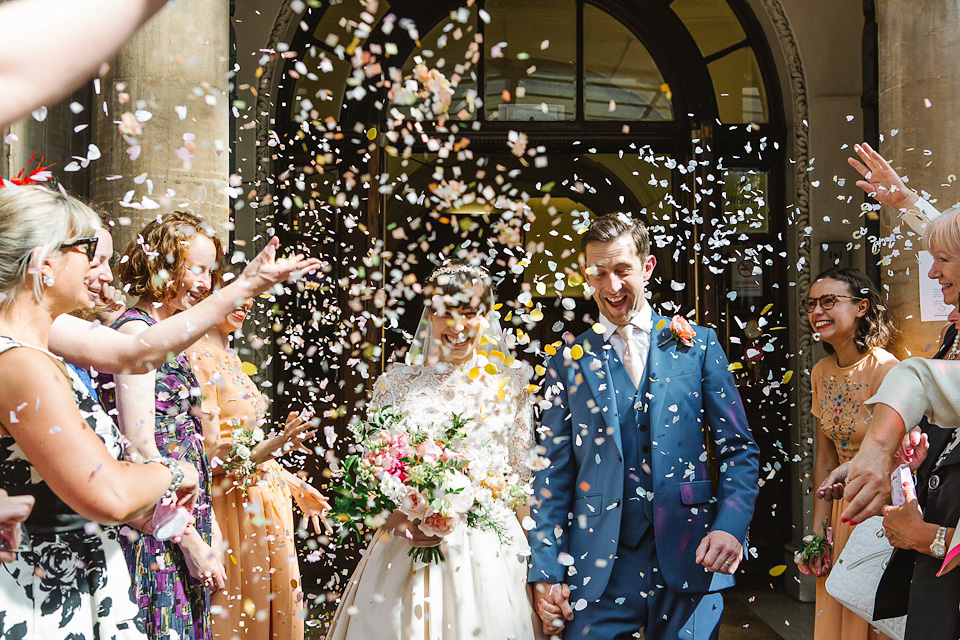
[103,211,226,640]
[800,267,898,640]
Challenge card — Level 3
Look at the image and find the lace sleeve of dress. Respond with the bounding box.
[370,366,403,409]
[505,369,535,484]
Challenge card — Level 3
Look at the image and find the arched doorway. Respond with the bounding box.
[267,0,792,601]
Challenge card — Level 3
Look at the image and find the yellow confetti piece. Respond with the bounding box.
[591,322,606,334]
[468,367,481,380]
[241,361,258,376]
[571,344,584,360]
[782,370,793,384]
[761,303,774,315]
[728,362,743,371]
[530,308,544,322]
[243,598,257,617]
[545,344,557,356]
[525,384,540,393]
[484,363,498,375]
[768,564,787,577]
[535,364,546,377]
[366,127,377,140]
[656,318,667,332]
[229,554,237,566]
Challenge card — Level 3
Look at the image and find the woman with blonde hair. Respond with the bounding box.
[0,185,201,638]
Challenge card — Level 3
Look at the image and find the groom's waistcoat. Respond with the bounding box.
[608,349,652,548]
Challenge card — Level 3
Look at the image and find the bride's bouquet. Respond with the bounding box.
[332,405,529,563]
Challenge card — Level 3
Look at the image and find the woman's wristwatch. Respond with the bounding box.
[144,456,184,498]
[930,526,948,558]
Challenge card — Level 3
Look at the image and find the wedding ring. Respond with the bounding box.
[723,560,732,565]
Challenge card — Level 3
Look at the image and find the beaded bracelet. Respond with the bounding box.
[144,456,184,499]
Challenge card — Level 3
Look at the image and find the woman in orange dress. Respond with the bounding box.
[188,292,331,640]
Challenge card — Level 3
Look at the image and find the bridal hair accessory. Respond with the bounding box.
[0,154,54,188]
[658,315,696,348]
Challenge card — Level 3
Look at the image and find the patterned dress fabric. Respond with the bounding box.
[325,360,543,640]
[103,308,214,640]
[809,347,899,640]
[187,340,303,640]
[0,336,147,640]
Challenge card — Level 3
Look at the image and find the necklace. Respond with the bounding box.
[946,332,960,361]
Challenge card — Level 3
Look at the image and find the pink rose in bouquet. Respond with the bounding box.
[399,489,430,519]
[419,512,458,538]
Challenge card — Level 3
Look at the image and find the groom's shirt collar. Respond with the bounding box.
[598,302,653,343]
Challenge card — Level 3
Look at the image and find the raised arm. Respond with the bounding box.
[49,237,322,374]
[848,142,920,210]
[111,319,162,461]
[0,0,168,128]
[0,349,189,524]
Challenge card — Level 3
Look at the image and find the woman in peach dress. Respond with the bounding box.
[189,291,330,640]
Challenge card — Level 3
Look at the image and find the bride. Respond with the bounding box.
[326,261,544,640]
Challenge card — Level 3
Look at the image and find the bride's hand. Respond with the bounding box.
[384,510,442,547]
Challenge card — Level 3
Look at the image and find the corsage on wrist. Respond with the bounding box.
[144,456,184,499]
[795,519,832,566]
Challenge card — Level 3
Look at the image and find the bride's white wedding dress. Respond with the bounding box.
[326,359,544,640]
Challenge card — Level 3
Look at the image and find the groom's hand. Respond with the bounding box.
[696,530,743,574]
[532,581,573,634]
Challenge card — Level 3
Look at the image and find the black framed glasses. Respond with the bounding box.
[59,236,98,261]
[802,294,863,314]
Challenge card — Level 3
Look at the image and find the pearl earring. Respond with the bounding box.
[42,274,55,287]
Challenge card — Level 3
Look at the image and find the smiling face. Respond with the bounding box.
[84,227,114,304]
[216,297,253,336]
[169,235,218,311]
[807,277,868,349]
[581,235,656,326]
[928,240,960,307]
[428,305,487,365]
[45,242,94,314]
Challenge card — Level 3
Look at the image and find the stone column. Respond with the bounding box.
[878,1,960,358]
[89,0,231,252]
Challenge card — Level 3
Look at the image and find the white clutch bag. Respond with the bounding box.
[824,515,905,640]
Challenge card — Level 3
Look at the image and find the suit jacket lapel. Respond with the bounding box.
[576,333,623,458]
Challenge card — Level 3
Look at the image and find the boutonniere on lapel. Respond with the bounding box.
[657,315,696,348]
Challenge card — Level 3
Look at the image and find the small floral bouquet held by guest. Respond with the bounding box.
[332,405,529,564]
[221,419,265,493]
[794,519,832,575]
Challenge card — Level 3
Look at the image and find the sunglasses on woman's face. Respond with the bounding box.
[59,236,99,261]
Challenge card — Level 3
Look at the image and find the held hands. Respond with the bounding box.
[847,142,920,210]
[532,581,573,635]
[817,462,849,501]
[695,529,743,574]
[174,460,201,514]
[383,510,442,548]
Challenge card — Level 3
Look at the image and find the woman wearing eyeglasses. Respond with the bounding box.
[797,266,898,640]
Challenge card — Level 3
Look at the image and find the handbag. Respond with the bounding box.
[824,515,906,640]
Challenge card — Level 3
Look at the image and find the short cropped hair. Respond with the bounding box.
[925,206,960,260]
[580,213,650,258]
[116,211,223,300]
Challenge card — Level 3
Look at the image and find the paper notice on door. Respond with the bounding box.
[919,250,951,322]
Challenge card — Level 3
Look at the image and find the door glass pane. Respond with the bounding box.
[671,0,746,58]
[708,47,769,123]
[392,7,479,121]
[583,5,673,121]
[484,0,576,121]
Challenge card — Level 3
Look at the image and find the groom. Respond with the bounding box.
[528,213,760,639]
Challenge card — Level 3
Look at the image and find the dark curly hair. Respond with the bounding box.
[809,267,896,354]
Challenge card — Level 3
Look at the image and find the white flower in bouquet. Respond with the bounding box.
[234,444,251,460]
[378,472,407,504]
[251,427,265,443]
[437,471,475,514]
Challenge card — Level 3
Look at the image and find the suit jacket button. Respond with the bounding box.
[929,474,941,491]
[642,445,650,453]
[640,425,649,432]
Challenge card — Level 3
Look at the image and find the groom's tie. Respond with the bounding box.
[616,323,642,388]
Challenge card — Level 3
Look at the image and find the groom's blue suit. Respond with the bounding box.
[529,311,760,638]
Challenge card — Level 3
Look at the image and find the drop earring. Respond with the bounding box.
[42,274,55,287]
